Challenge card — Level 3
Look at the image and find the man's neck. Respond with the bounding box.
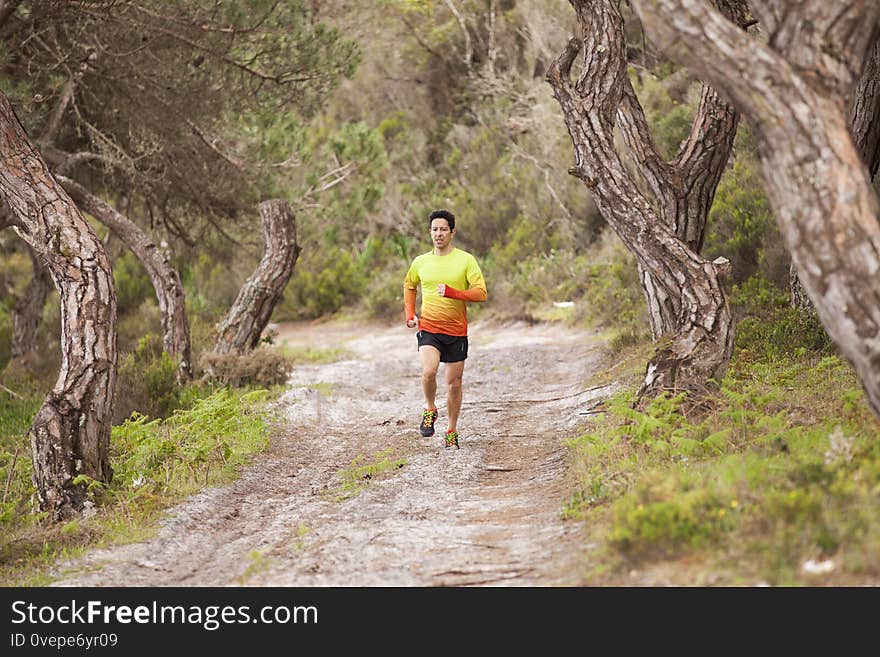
[434,244,454,256]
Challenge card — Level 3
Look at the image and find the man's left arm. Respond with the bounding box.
[441,256,487,302]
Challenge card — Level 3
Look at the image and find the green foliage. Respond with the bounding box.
[4,1,361,224]
[189,252,251,316]
[704,154,783,286]
[0,392,41,526]
[729,275,833,362]
[109,388,273,499]
[334,449,407,501]
[609,480,734,557]
[278,247,365,320]
[113,251,153,316]
[114,334,182,424]
[565,343,880,584]
[0,381,275,584]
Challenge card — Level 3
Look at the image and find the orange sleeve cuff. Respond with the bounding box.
[443,285,487,302]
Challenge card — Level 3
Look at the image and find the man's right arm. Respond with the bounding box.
[404,286,417,326]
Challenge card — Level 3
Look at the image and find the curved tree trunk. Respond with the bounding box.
[791,34,880,310]
[547,0,737,399]
[617,0,746,338]
[632,0,880,418]
[851,37,880,181]
[213,199,301,354]
[11,245,52,360]
[58,176,193,381]
[632,80,740,337]
[0,90,116,519]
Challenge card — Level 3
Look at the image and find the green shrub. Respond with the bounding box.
[609,486,733,557]
[113,251,153,316]
[577,231,648,336]
[730,275,833,361]
[109,388,272,499]
[114,334,181,424]
[116,298,162,355]
[277,247,364,320]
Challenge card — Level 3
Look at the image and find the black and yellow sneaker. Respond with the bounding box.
[419,408,438,437]
[444,430,460,450]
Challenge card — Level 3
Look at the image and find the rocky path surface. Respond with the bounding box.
[51,319,617,586]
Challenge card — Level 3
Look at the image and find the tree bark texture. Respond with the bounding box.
[213,199,301,355]
[850,36,880,180]
[59,176,193,381]
[11,245,51,360]
[547,0,739,399]
[0,90,116,519]
[792,34,880,310]
[632,0,880,418]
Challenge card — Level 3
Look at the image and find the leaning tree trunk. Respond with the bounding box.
[58,176,193,381]
[850,36,880,181]
[11,245,52,360]
[790,34,880,309]
[0,90,116,519]
[633,0,880,418]
[213,199,301,354]
[547,0,737,399]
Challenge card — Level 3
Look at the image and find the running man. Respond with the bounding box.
[404,209,487,449]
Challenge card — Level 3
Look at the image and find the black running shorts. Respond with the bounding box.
[417,330,468,363]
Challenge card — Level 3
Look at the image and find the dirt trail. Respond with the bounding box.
[50,319,618,586]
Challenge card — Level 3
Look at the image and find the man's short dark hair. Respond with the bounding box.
[429,209,455,229]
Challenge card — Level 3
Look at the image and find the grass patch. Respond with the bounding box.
[333,449,407,502]
[238,549,275,583]
[564,346,880,585]
[0,386,280,586]
[279,344,352,365]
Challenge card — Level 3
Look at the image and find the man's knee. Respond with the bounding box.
[422,367,439,381]
[446,376,462,390]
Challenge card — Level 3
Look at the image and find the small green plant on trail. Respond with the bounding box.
[0,387,278,586]
[333,449,407,502]
[292,523,312,551]
[239,549,275,583]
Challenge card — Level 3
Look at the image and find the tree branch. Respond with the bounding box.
[443,0,473,74]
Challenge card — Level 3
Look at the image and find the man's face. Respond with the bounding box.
[430,218,455,248]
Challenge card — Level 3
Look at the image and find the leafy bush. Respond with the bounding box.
[116,298,162,355]
[729,275,833,362]
[704,156,782,286]
[609,481,733,557]
[0,392,41,526]
[575,230,648,337]
[277,247,365,320]
[110,388,272,499]
[114,333,181,424]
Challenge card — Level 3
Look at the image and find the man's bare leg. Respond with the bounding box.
[419,346,441,411]
[445,360,465,432]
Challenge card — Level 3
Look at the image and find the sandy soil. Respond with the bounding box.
[50,319,619,587]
